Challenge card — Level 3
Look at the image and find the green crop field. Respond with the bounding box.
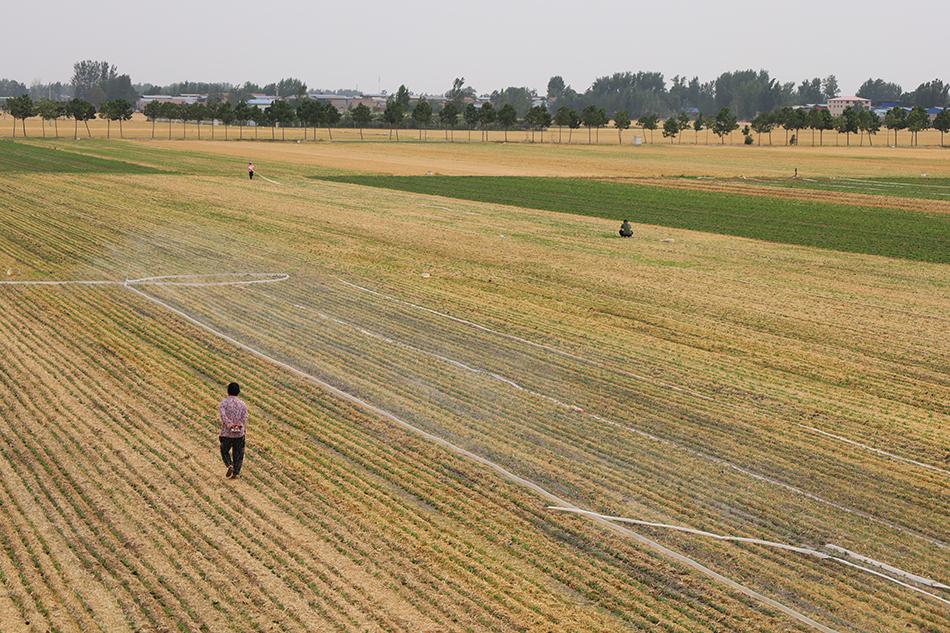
[0,138,947,633]
[319,175,950,263]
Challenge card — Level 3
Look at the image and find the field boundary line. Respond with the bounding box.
[798,425,949,476]
[338,278,948,479]
[123,283,840,633]
[292,299,944,548]
[548,507,950,606]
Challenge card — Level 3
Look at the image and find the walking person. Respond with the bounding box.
[247,161,255,180]
[219,382,248,479]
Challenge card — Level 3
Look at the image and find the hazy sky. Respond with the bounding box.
[4,0,946,95]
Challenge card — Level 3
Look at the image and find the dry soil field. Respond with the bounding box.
[0,137,947,632]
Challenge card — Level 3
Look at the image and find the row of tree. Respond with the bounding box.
[6,93,949,147]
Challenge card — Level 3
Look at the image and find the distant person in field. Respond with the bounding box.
[219,382,248,479]
[247,161,255,180]
[619,219,633,238]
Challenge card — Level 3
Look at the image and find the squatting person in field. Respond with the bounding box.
[619,219,633,238]
[219,382,248,479]
[247,161,255,180]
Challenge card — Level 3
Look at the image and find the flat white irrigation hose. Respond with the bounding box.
[0,273,289,288]
[548,507,950,606]
[255,174,281,185]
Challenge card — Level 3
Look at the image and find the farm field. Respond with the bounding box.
[0,137,947,632]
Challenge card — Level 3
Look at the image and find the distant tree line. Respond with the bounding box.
[545,72,950,120]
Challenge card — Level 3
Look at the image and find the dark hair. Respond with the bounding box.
[227,382,240,396]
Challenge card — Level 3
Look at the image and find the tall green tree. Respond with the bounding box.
[160,102,179,139]
[750,112,774,145]
[547,76,566,102]
[296,98,321,140]
[65,98,96,139]
[581,105,601,144]
[906,80,949,108]
[266,100,296,140]
[275,77,308,100]
[811,109,834,146]
[639,113,658,143]
[662,116,680,143]
[525,105,552,143]
[567,109,581,144]
[676,112,690,143]
[932,109,950,146]
[613,110,631,144]
[478,102,496,141]
[322,103,340,140]
[351,103,372,140]
[188,103,208,139]
[553,106,574,143]
[395,84,411,110]
[412,98,433,140]
[143,101,163,139]
[784,108,807,145]
[217,102,235,140]
[463,103,479,141]
[234,101,251,140]
[383,98,404,140]
[712,107,738,144]
[774,106,794,144]
[7,94,33,137]
[445,77,475,106]
[857,109,881,146]
[100,99,133,138]
[693,113,706,144]
[883,107,907,146]
[36,99,65,138]
[822,75,840,99]
[439,102,459,141]
[905,106,930,146]
[836,106,860,146]
[856,78,903,103]
[496,103,517,142]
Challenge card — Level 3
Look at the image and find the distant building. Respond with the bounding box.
[926,107,946,121]
[246,94,278,108]
[827,96,871,117]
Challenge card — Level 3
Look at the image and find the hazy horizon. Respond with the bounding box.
[4,0,946,95]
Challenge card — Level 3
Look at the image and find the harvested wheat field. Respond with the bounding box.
[0,137,947,632]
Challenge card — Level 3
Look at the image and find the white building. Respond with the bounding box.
[827,96,871,117]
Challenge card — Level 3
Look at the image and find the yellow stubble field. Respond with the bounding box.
[0,137,947,632]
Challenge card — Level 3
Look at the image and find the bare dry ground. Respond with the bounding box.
[0,140,947,632]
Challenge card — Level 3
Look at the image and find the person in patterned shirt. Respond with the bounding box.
[219,382,248,479]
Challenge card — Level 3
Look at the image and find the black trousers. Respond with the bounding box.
[220,436,246,475]
[248,171,254,179]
